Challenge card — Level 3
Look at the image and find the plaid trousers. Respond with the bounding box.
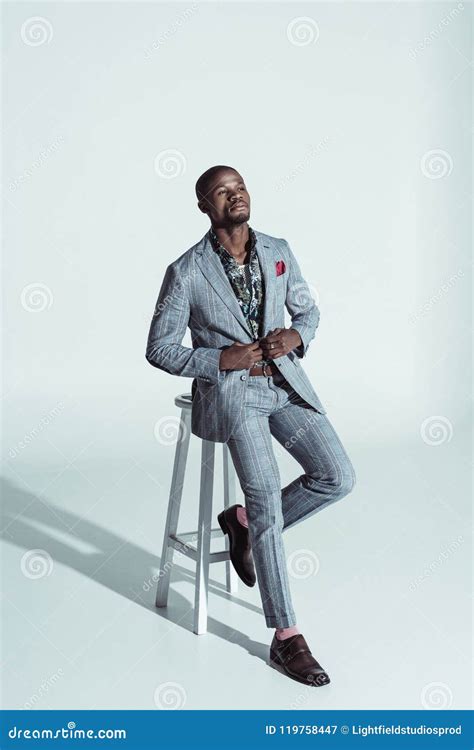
[226,370,356,628]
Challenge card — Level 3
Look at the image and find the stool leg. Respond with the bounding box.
[155,407,191,608]
[223,444,238,594]
[193,439,215,635]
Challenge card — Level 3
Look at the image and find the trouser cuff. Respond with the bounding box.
[265,614,297,628]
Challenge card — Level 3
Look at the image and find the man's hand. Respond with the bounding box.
[219,341,264,371]
[259,327,302,359]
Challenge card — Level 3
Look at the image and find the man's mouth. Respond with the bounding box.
[230,202,247,211]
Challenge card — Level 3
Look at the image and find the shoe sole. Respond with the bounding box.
[269,652,331,687]
[217,510,255,588]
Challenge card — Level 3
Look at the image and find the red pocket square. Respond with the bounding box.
[275,260,286,276]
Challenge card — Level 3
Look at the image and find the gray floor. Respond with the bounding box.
[1,421,471,710]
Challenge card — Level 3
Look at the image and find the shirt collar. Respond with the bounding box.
[209,225,256,260]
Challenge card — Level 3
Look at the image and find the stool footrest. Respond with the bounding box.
[177,528,222,540]
[169,533,230,564]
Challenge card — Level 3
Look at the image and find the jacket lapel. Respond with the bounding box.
[255,232,276,338]
[195,229,276,340]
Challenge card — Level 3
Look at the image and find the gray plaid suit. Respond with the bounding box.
[146,228,356,627]
[146,228,327,442]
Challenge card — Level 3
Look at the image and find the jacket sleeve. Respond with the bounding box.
[145,263,226,384]
[283,239,320,359]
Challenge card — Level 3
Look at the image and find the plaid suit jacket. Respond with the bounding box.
[146,228,327,442]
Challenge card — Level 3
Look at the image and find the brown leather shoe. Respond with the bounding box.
[217,504,256,587]
[269,633,331,686]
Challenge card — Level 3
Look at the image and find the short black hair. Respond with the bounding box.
[195,165,239,202]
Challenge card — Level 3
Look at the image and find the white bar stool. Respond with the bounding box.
[155,393,239,634]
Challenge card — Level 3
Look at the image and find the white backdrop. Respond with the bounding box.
[3,0,471,457]
[2,2,472,710]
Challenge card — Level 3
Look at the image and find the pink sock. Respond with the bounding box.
[236,506,248,528]
[275,625,300,640]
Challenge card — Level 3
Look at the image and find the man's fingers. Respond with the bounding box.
[261,329,283,345]
[266,348,285,359]
[233,341,260,351]
[261,337,284,351]
[262,339,285,354]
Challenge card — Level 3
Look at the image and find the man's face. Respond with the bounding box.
[198,169,251,227]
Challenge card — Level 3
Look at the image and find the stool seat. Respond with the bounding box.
[174,393,192,409]
[155,392,239,634]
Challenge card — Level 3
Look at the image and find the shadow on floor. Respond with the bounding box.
[0,476,269,664]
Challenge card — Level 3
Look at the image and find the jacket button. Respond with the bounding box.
[240,374,247,381]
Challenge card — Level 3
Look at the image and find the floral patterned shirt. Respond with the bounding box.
[208,225,270,367]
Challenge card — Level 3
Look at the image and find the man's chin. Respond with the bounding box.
[229,211,250,225]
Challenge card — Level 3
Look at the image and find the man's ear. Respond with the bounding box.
[197,200,208,215]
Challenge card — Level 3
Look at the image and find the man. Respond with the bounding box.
[146,165,356,686]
